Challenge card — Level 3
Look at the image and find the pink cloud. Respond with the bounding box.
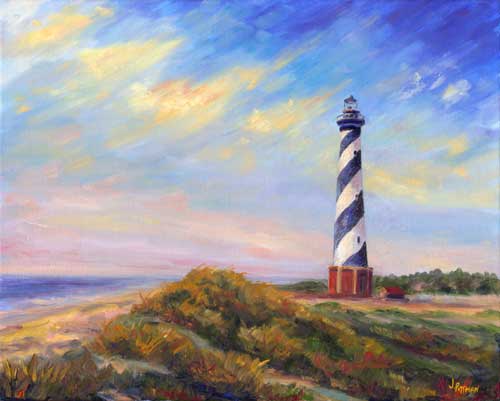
[1,183,332,277]
[2,181,497,278]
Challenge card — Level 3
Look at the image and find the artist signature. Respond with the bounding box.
[447,377,480,395]
[437,377,500,400]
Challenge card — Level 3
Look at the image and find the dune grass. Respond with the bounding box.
[0,349,112,400]
[2,267,499,401]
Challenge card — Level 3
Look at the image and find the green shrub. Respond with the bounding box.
[0,349,112,400]
[94,267,500,401]
[93,312,269,398]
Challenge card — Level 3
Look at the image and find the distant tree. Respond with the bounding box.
[477,273,500,295]
[450,268,474,294]
[435,274,453,294]
[374,268,499,295]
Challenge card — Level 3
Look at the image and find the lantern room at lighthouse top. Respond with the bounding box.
[337,95,365,129]
[343,95,359,112]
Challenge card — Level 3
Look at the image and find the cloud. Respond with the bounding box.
[80,39,182,81]
[110,67,264,147]
[115,36,323,143]
[2,123,100,180]
[417,133,470,157]
[26,38,183,125]
[129,78,228,124]
[244,80,350,135]
[365,165,428,204]
[446,134,469,156]
[15,11,92,51]
[429,74,445,90]
[375,69,413,95]
[1,186,332,276]
[196,139,257,174]
[476,94,500,130]
[16,104,31,114]
[66,155,94,172]
[399,72,425,100]
[3,182,497,277]
[364,150,497,209]
[442,79,471,104]
[94,6,114,18]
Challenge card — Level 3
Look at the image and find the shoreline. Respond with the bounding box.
[0,287,148,360]
[0,286,152,329]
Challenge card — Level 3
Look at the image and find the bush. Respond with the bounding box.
[0,349,112,400]
[93,312,269,398]
[134,267,301,350]
[93,314,197,372]
[93,267,500,401]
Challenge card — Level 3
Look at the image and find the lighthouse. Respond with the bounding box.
[328,96,373,297]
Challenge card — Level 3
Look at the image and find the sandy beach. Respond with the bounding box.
[0,289,144,360]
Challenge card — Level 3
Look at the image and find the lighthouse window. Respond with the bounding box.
[357,236,360,244]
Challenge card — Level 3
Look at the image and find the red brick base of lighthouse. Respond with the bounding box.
[328,266,373,297]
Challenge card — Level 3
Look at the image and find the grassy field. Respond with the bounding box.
[1,267,499,401]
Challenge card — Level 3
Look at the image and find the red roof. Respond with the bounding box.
[384,286,406,295]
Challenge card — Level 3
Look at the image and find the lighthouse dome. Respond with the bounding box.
[344,95,358,111]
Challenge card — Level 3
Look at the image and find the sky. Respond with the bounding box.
[1,0,499,279]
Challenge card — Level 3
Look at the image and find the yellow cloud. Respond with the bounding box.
[363,155,499,209]
[153,67,262,126]
[447,134,469,156]
[48,214,133,233]
[95,6,114,17]
[16,105,31,114]
[237,67,266,90]
[245,96,328,134]
[66,155,94,172]
[80,39,182,81]
[441,79,471,104]
[246,109,273,134]
[195,137,256,174]
[17,12,92,50]
[111,66,264,148]
[452,166,468,178]
[417,132,470,158]
[365,165,429,203]
[218,147,234,160]
[152,78,228,124]
[245,80,350,135]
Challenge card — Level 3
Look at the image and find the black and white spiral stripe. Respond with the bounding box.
[333,127,368,267]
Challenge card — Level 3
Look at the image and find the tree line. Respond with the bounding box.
[374,268,499,295]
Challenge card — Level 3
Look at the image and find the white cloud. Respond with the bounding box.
[399,72,425,100]
[429,75,445,90]
[442,79,471,105]
[476,94,500,130]
[2,0,46,37]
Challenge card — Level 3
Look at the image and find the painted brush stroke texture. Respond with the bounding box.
[1,0,499,278]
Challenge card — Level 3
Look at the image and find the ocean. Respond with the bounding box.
[0,272,301,320]
[0,274,174,314]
